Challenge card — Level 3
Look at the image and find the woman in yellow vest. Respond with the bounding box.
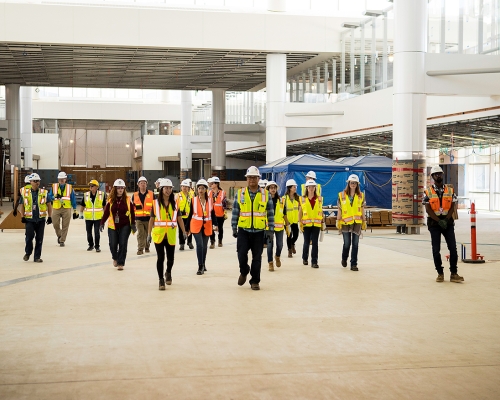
[79,179,106,252]
[147,178,188,290]
[336,174,365,271]
[284,179,300,258]
[266,181,287,271]
[299,180,324,268]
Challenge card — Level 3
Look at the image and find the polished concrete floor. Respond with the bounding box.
[0,207,499,399]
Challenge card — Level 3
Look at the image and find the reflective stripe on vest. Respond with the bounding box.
[107,197,131,230]
[52,183,72,209]
[190,197,213,235]
[300,196,323,227]
[133,190,154,218]
[152,199,177,245]
[425,186,453,216]
[237,187,268,230]
[176,192,192,219]
[83,191,104,221]
[211,189,226,217]
[23,188,48,219]
[339,191,364,225]
[285,195,299,224]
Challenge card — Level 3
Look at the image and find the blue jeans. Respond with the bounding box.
[267,230,284,262]
[108,225,131,266]
[193,232,210,265]
[302,226,320,264]
[342,232,360,267]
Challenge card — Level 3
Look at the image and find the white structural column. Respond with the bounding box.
[20,87,33,169]
[5,84,21,167]
[180,90,193,178]
[211,88,226,178]
[266,54,287,163]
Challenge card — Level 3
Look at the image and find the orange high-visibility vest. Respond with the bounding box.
[190,196,213,236]
[425,186,453,216]
[210,189,226,218]
[133,190,154,218]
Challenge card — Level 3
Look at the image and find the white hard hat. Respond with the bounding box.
[430,165,444,175]
[197,179,209,187]
[266,180,278,189]
[181,179,191,187]
[212,176,220,183]
[137,176,148,184]
[185,178,192,183]
[286,179,297,187]
[305,180,317,187]
[158,178,173,187]
[25,174,32,183]
[113,179,126,187]
[258,179,265,187]
[57,171,67,179]
[155,178,161,184]
[347,174,360,183]
[245,166,261,177]
[30,173,41,181]
[305,171,317,179]
[207,177,214,183]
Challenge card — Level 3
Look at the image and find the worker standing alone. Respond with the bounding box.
[131,176,154,255]
[79,179,107,252]
[49,171,78,247]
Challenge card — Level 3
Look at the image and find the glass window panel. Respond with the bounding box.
[115,89,128,99]
[128,89,142,99]
[73,88,87,97]
[101,88,115,98]
[87,88,101,98]
[143,89,159,99]
[59,87,72,97]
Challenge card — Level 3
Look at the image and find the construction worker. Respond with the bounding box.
[17,173,53,263]
[175,179,194,250]
[100,179,137,271]
[258,179,268,190]
[208,176,226,248]
[154,178,161,198]
[131,176,154,255]
[79,179,106,252]
[186,178,195,198]
[299,180,324,269]
[147,178,188,290]
[231,166,274,291]
[49,171,78,247]
[284,179,300,258]
[301,171,322,196]
[423,165,463,283]
[266,181,287,272]
[336,174,366,271]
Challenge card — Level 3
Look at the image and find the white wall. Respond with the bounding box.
[32,133,58,169]
[143,135,181,170]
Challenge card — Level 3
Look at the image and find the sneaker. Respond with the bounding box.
[311,263,319,269]
[87,246,94,251]
[292,245,296,254]
[209,242,215,249]
[145,248,150,253]
[450,273,464,283]
[251,283,260,290]
[188,243,194,250]
[165,272,172,285]
[275,256,281,268]
[23,254,29,261]
[269,262,274,271]
[238,274,247,286]
[179,244,185,251]
[96,247,101,253]
[34,258,43,263]
[218,241,223,247]
[303,259,308,265]
[59,243,65,247]
[137,250,143,255]
[341,260,347,268]
[288,249,293,258]
[159,279,166,290]
[436,274,444,282]
[351,265,359,271]
[117,265,124,270]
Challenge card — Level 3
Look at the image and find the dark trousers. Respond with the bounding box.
[154,238,175,279]
[267,230,284,262]
[286,223,299,250]
[193,232,210,266]
[25,220,45,259]
[85,220,101,248]
[210,216,225,243]
[428,222,458,274]
[237,229,264,284]
[342,232,360,267]
[179,217,192,245]
[108,225,131,266]
[302,226,320,264]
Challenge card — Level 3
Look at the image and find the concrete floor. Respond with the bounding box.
[0,206,499,399]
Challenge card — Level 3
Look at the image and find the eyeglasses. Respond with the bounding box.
[31,180,40,183]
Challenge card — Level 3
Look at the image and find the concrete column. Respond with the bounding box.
[181,90,192,178]
[211,88,226,179]
[5,84,21,167]
[20,87,33,169]
[266,54,287,163]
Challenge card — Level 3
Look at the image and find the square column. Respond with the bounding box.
[211,88,226,178]
[5,84,21,167]
[266,54,287,163]
[181,90,193,178]
[20,87,33,169]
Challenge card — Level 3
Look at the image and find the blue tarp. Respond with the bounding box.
[259,154,392,208]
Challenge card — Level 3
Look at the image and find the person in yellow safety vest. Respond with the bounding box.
[49,171,78,247]
[231,166,275,291]
[300,170,322,197]
[299,180,324,269]
[208,176,227,249]
[284,179,300,258]
[131,176,155,255]
[175,179,194,251]
[78,179,107,253]
[265,181,287,272]
[336,174,366,272]
[147,178,188,290]
[423,165,463,283]
[186,178,195,198]
[100,179,137,271]
[17,173,53,263]
[14,174,33,217]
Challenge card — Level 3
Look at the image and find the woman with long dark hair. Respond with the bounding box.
[208,177,226,248]
[266,181,286,271]
[284,179,300,258]
[147,178,187,290]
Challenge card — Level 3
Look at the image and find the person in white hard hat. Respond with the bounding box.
[147,178,188,290]
[208,176,227,249]
[14,174,34,217]
[175,179,194,250]
[336,174,366,271]
[78,179,107,252]
[423,165,463,283]
[100,179,137,271]
[49,171,78,247]
[231,166,275,290]
[284,179,300,258]
[154,178,161,198]
[131,176,154,255]
[186,178,195,198]
[299,180,324,269]
[301,171,322,197]
[265,181,287,271]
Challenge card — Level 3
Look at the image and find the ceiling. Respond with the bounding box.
[0,43,318,91]
[33,119,145,131]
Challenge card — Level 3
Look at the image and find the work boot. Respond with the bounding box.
[34,258,43,263]
[188,243,194,250]
[210,242,215,249]
[197,265,204,275]
[59,242,65,247]
[165,272,172,285]
[351,265,359,271]
[159,278,166,290]
[269,262,274,271]
[23,254,29,261]
[311,263,319,269]
[179,244,185,251]
[341,260,347,268]
[145,248,150,253]
[303,259,308,265]
[117,265,124,271]
[292,245,296,254]
[87,246,94,251]
[96,247,101,253]
[436,274,444,282]
[137,249,143,255]
[288,249,293,258]
[238,274,247,286]
[218,241,223,247]
[450,273,464,283]
[57,236,61,244]
[251,283,260,290]
[275,256,281,268]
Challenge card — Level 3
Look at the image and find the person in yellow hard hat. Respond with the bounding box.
[78,179,107,252]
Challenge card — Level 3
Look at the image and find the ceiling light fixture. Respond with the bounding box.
[362,10,384,17]
[341,23,361,29]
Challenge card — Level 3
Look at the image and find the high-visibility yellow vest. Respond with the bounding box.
[301,182,322,197]
[52,183,73,209]
[107,197,132,230]
[339,191,364,225]
[285,195,299,224]
[300,196,323,227]
[175,191,191,219]
[133,190,154,218]
[83,191,105,221]
[152,199,177,245]
[237,187,268,230]
[22,188,49,219]
[268,197,285,232]
[425,186,453,216]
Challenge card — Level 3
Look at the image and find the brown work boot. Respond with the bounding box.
[218,241,223,247]
[436,274,444,282]
[450,273,464,283]
[165,272,172,285]
[303,259,308,265]
[251,283,260,290]
[137,249,143,255]
[210,242,215,249]
[288,249,293,258]
[269,262,274,271]
[275,256,281,268]
[238,274,247,286]
[341,260,347,268]
[145,248,150,253]
[117,265,124,271]
[159,279,165,290]
[113,260,118,267]
[292,245,296,254]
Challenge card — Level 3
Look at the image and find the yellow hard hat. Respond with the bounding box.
[89,179,99,186]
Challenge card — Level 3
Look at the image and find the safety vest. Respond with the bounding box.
[175,191,191,219]
[151,199,177,245]
[190,196,213,236]
[301,182,322,197]
[107,197,132,230]
[210,189,226,218]
[189,189,195,198]
[425,185,453,216]
[52,183,73,209]
[22,188,48,219]
[133,190,154,218]
[237,187,269,230]
[285,195,299,224]
[339,191,364,225]
[300,195,323,227]
[83,191,105,221]
[268,197,285,232]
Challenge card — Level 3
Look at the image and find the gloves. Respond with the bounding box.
[131,224,137,234]
[46,217,52,225]
[438,219,448,230]
[99,224,105,233]
[21,217,27,224]
[72,212,79,220]
[147,234,152,245]
[232,228,238,238]
[265,230,274,244]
